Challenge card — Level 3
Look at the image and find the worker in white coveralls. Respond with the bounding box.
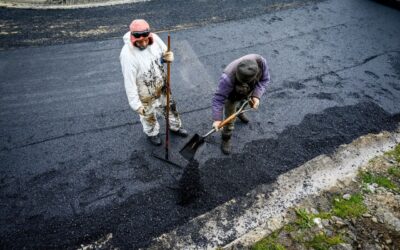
[120,19,188,145]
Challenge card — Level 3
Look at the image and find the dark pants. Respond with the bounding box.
[222,99,246,140]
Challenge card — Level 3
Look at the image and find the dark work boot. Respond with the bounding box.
[221,134,232,155]
[238,113,249,123]
[147,134,162,146]
[170,128,188,137]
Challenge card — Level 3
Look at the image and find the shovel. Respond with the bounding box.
[180,100,252,160]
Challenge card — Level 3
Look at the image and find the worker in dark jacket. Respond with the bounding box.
[212,54,271,154]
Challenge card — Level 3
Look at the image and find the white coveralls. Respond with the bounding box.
[120,32,182,136]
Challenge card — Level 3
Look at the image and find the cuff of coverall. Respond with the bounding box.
[130,101,143,114]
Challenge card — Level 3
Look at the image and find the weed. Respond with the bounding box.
[360,171,398,191]
[388,166,400,178]
[317,212,332,220]
[384,144,400,163]
[332,193,367,218]
[294,208,331,229]
[283,223,296,232]
[305,232,343,250]
[295,208,314,229]
[361,182,373,194]
[252,231,286,250]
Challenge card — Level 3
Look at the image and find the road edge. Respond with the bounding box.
[146,124,400,249]
[0,0,148,9]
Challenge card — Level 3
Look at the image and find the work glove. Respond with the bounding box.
[250,97,260,110]
[212,121,222,131]
[162,51,174,63]
[136,106,145,116]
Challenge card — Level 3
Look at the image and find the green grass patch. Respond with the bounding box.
[295,208,314,229]
[294,208,332,229]
[317,212,332,220]
[252,231,286,250]
[360,171,398,191]
[283,223,296,233]
[332,193,367,218]
[305,233,343,250]
[384,144,400,163]
[388,166,400,178]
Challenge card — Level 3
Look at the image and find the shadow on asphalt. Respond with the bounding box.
[2,101,400,249]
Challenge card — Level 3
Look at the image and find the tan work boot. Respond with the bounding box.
[238,113,249,123]
[221,135,231,155]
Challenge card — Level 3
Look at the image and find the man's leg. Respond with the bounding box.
[237,99,250,123]
[139,104,162,145]
[221,99,238,155]
[158,95,188,137]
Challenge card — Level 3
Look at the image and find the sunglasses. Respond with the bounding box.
[131,31,150,39]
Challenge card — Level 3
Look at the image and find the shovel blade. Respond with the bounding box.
[179,134,205,160]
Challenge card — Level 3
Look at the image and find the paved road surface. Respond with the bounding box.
[1,0,400,248]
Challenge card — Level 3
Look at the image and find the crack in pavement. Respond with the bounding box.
[2,122,137,151]
[297,51,399,84]
[228,23,349,55]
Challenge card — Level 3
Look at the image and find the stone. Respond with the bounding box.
[366,184,376,193]
[330,243,353,250]
[372,217,378,223]
[325,229,334,237]
[331,216,346,227]
[313,218,323,228]
[347,230,357,241]
[343,194,351,200]
[385,238,392,244]
[364,243,381,250]
[335,220,346,227]
[322,219,330,227]
[376,208,400,232]
[362,213,372,218]
[310,208,319,214]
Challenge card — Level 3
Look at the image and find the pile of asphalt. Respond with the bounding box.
[1,101,400,249]
[178,159,204,206]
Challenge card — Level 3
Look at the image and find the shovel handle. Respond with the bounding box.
[218,113,238,129]
[217,100,250,129]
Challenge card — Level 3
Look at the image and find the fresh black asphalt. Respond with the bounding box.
[1,0,400,248]
[0,0,319,49]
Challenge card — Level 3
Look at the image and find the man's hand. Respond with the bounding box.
[250,97,260,110]
[162,51,174,63]
[213,121,222,131]
[136,106,145,116]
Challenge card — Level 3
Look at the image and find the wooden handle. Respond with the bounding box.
[217,100,249,129]
[165,33,171,159]
[218,112,238,129]
[167,34,171,51]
